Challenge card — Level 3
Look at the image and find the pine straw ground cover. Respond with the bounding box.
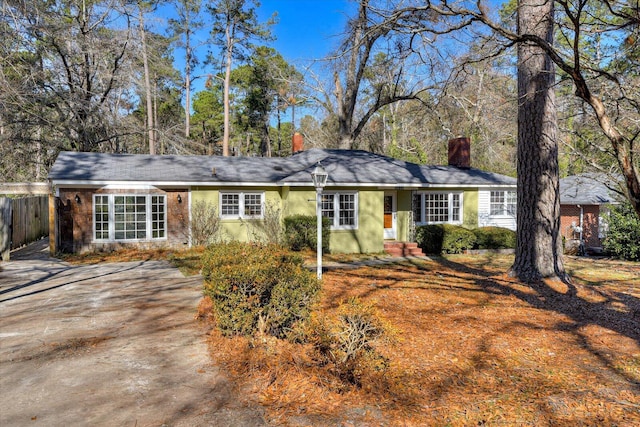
[200,254,640,426]
[63,249,639,425]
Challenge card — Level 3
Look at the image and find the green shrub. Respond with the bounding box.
[283,214,330,252]
[201,242,320,339]
[603,202,640,261]
[415,224,477,254]
[442,224,477,254]
[472,226,516,249]
[415,224,445,254]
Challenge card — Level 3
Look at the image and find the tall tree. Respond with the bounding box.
[511,0,566,281]
[169,0,203,138]
[207,0,273,156]
[323,0,438,149]
[0,3,47,180]
[400,0,640,216]
[374,0,639,283]
[130,31,185,155]
[231,46,301,156]
[137,1,157,154]
[0,0,134,156]
[191,79,225,154]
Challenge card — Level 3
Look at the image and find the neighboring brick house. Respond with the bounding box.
[559,174,619,252]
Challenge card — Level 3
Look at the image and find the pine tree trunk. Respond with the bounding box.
[139,7,155,155]
[184,16,192,139]
[511,0,567,282]
[222,25,232,157]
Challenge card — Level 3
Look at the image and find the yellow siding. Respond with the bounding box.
[191,187,282,242]
[190,186,480,251]
[463,190,479,228]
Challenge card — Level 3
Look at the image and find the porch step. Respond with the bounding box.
[384,241,424,257]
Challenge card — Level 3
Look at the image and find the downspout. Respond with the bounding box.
[578,205,584,243]
[578,204,584,255]
[49,183,58,256]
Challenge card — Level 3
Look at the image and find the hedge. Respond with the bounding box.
[416,224,476,254]
[472,226,516,249]
[416,225,516,254]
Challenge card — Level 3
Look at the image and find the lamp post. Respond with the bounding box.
[311,164,328,279]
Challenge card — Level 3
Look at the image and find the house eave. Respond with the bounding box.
[51,179,517,190]
[283,181,516,188]
[50,180,285,188]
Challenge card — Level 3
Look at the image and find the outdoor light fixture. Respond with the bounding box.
[177,194,182,204]
[310,163,328,279]
[74,194,81,204]
[311,163,328,189]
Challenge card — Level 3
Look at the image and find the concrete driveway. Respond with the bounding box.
[0,239,265,426]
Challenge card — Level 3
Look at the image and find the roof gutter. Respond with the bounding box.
[51,179,517,190]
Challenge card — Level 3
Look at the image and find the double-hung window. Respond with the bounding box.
[412,192,462,225]
[93,194,166,241]
[490,191,517,216]
[220,192,264,219]
[321,192,357,229]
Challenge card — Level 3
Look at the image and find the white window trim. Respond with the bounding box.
[489,190,517,218]
[413,191,464,225]
[322,191,358,230]
[219,191,265,219]
[93,194,167,242]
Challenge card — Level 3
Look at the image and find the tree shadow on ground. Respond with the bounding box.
[326,256,639,389]
[432,257,639,340]
[429,257,640,387]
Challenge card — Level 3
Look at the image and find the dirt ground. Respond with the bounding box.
[0,239,265,427]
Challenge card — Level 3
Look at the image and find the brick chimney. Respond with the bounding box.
[448,137,471,168]
[292,132,304,154]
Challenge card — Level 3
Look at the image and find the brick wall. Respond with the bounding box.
[165,189,189,247]
[56,188,189,253]
[560,204,601,248]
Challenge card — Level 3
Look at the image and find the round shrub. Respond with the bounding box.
[441,224,477,254]
[283,214,330,252]
[415,224,477,254]
[473,226,516,249]
[415,224,445,254]
[201,241,320,339]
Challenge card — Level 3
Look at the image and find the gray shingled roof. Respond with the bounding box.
[559,174,619,205]
[48,149,516,187]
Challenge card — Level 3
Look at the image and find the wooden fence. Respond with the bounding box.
[0,196,49,261]
[0,197,10,261]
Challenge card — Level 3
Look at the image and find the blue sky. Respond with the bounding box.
[160,0,355,94]
[156,0,355,91]
[256,0,354,63]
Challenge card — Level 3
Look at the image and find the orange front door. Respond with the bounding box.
[384,193,396,239]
